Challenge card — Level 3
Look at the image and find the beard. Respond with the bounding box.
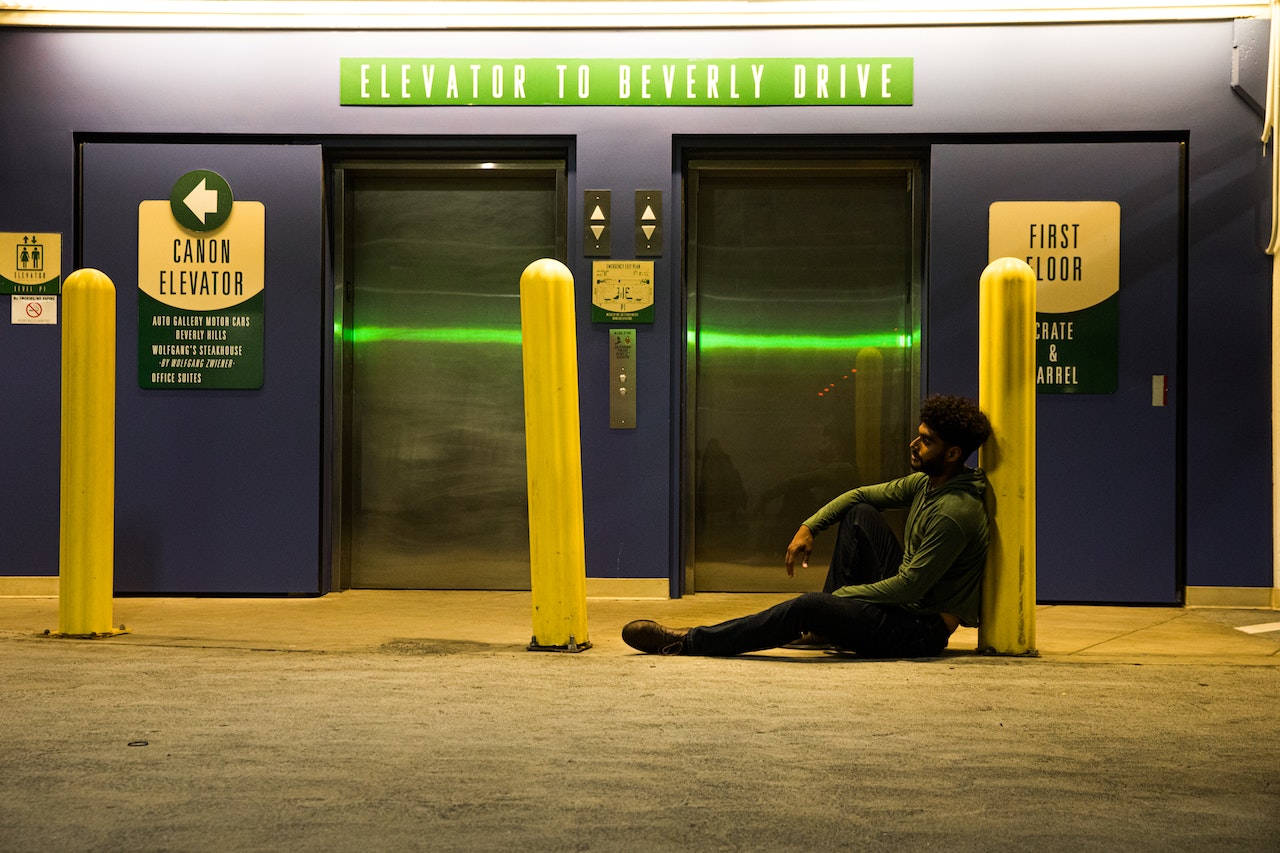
[911,452,946,477]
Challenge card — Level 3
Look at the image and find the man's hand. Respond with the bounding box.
[784,525,815,577]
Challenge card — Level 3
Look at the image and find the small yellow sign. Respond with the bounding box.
[591,260,654,323]
[0,232,61,295]
[138,200,264,312]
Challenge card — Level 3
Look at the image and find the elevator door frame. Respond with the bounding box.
[682,157,925,593]
[331,157,568,590]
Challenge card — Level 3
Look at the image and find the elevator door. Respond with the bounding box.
[338,162,565,589]
[686,160,922,592]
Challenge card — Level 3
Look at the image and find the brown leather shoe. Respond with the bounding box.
[783,632,835,650]
[622,619,689,655]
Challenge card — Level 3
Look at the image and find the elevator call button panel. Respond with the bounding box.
[609,328,637,429]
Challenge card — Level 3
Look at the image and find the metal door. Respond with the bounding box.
[929,141,1184,603]
[334,161,565,589]
[684,160,923,592]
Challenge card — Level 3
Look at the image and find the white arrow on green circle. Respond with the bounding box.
[183,178,220,224]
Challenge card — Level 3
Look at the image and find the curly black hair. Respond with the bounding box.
[919,395,992,459]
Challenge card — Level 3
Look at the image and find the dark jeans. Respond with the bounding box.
[686,504,951,658]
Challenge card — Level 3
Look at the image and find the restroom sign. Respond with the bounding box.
[137,171,265,389]
[989,201,1120,394]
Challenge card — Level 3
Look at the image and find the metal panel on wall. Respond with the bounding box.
[929,141,1184,604]
[81,143,325,594]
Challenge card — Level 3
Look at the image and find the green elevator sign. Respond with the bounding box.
[340,57,913,106]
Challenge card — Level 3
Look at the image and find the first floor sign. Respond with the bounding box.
[137,171,265,389]
[989,201,1121,394]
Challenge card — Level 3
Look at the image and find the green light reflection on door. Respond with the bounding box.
[693,330,911,350]
[351,325,911,350]
[351,325,524,346]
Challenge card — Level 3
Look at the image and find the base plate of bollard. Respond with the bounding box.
[528,634,591,653]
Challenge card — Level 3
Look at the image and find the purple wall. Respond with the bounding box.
[0,21,1268,593]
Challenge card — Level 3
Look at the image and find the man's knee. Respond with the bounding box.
[845,502,881,525]
[792,591,838,617]
[840,502,891,538]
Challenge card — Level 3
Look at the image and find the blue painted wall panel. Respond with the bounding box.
[81,143,325,594]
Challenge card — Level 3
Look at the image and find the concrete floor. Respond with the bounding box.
[2,592,1279,851]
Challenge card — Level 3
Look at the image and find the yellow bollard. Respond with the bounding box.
[977,257,1037,656]
[519,259,590,652]
[854,347,884,484]
[57,268,125,638]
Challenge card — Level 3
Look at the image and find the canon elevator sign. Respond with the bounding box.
[340,57,913,106]
[137,170,265,390]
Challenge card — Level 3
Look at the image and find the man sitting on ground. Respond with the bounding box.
[622,394,993,658]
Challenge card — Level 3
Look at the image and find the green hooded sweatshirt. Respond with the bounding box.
[802,468,989,627]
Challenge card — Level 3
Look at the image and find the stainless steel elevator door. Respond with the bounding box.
[686,161,921,592]
[339,162,564,589]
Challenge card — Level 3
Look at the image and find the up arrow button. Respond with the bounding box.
[169,170,234,232]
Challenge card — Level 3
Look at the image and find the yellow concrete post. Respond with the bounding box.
[977,257,1037,656]
[519,258,590,652]
[57,268,124,638]
[854,347,884,484]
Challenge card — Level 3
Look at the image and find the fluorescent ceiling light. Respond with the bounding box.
[0,1,1269,29]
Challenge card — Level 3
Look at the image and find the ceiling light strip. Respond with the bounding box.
[0,2,1270,30]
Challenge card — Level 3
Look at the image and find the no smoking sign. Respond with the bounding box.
[11,294,57,325]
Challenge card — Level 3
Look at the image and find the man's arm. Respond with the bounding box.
[784,474,921,577]
[802,475,921,534]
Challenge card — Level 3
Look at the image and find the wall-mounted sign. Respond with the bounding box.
[592,261,654,323]
[137,170,265,389]
[11,294,57,325]
[0,232,61,295]
[340,57,912,106]
[989,201,1121,394]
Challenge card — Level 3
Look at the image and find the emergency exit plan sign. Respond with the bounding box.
[137,170,265,389]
